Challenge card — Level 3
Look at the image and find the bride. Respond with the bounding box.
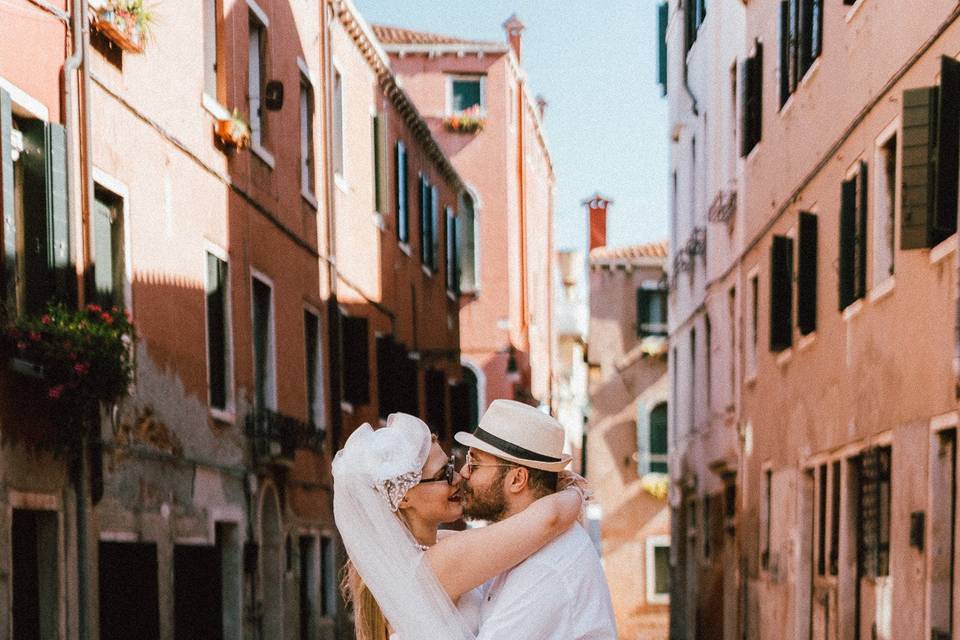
[333,413,584,640]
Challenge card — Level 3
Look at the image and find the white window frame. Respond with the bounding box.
[91,167,134,315]
[247,6,274,168]
[204,242,235,422]
[446,74,486,116]
[250,269,277,411]
[303,303,325,432]
[332,59,346,188]
[645,535,671,605]
[299,62,317,206]
[637,396,669,476]
[871,118,899,295]
[746,267,760,383]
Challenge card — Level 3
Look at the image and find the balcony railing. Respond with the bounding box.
[707,188,737,225]
[246,408,323,465]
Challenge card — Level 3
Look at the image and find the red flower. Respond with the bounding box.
[101,312,113,324]
[16,341,27,352]
[29,332,41,342]
[74,362,91,375]
[86,304,102,313]
[40,314,52,325]
[47,385,64,399]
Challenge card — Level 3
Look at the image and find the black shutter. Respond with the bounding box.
[425,369,447,438]
[779,1,790,108]
[327,301,343,447]
[1,88,14,309]
[45,122,72,303]
[206,254,228,410]
[769,235,793,352]
[20,118,51,315]
[341,315,370,406]
[799,0,814,77]
[839,177,857,310]
[901,87,937,249]
[934,56,960,245]
[797,212,818,335]
[377,334,399,419]
[657,2,668,96]
[855,162,868,301]
[739,58,750,157]
[753,42,763,149]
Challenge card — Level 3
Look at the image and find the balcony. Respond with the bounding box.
[246,408,323,466]
[707,188,737,225]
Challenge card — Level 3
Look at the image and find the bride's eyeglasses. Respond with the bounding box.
[418,455,457,485]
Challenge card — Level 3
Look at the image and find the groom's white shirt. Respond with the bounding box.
[475,523,617,640]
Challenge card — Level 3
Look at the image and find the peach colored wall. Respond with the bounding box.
[0,0,67,123]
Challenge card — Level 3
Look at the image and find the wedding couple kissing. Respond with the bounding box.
[333,399,618,640]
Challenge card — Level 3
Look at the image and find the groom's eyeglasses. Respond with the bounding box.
[464,451,517,475]
[419,455,457,486]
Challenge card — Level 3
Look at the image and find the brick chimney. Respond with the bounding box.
[503,14,525,62]
[583,193,612,252]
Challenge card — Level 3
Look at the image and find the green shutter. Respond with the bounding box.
[934,56,960,245]
[45,122,71,303]
[21,118,50,315]
[769,235,793,352]
[90,194,115,306]
[395,142,408,243]
[372,114,382,214]
[839,177,857,310]
[901,87,937,249]
[1,88,14,309]
[206,253,228,410]
[855,162,868,300]
[657,2,668,96]
[431,186,439,271]
[779,1,790,108]
[797,212,818,335]
[739,58,750,157]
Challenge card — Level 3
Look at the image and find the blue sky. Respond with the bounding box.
[354,0,669,252]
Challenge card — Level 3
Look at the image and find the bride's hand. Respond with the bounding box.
[557,470,592,504]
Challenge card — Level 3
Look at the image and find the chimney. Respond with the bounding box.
[503,14,525,62]
[583,193,612,252]
[536,94,547,120]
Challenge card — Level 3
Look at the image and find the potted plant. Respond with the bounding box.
[94,0,155,54]
[2,304,135,452]
[443,105,487,134]
[216,109,252,150]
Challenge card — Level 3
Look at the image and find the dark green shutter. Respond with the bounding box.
[637,289,651,338]
[797,212,818,335]
[934,56,960,245]
[372,114,382,214]
[839,177,857,310]
[342,315,370,406]
[769,235,793,352]
[901,87,937,249]
[21,118,49,315]
[45,122,71,303]
[395,142,408,243]
[649,403,668,473]
[753,43,763,148]
[1,88,14,308]
[657,2,668,95]
[855,162,868,300]
[779,1,790,108]
[207,254,228,410]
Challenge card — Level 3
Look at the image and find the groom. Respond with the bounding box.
[455,399,617,639]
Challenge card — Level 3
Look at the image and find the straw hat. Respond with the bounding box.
[454,399,572,472]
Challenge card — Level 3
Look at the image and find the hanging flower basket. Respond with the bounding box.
[93,0,155,54]
[443,105,487,134]
[2,304,135,452]
[215,109,252,150]
[640,473,670,501]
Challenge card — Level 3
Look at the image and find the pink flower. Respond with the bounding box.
[86,304,102,313]
[28,332,41,342]
[16,341,27,352]
[74,362,90,375]
[101,313,113,324]
[47,385,64,399]
[40,315,51,325]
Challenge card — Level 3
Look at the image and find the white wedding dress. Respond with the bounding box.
[388,585,483,640]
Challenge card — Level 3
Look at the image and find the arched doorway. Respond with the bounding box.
[259,483,283,638]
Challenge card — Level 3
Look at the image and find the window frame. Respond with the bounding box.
[204,244,235,420]
[303,305,325,432]
[250,269,277,412]
[331,61,345,186]
[645,534,671,605]
[90,167,132,313]
[446,74,486,116]
[395,140,409,245]
[872,120,899,291]
[203,0,225,106]
[299,60,317,205]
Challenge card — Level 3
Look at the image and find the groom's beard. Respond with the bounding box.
[460,476,508,522]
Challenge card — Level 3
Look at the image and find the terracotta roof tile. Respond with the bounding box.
[589,240,669,263]
[371,24,500,47]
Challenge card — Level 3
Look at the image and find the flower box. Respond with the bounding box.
[92,1,154,54]
[443,105,487,134]
[216,110,252,150]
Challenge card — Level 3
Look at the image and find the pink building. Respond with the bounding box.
[372,16,556,423]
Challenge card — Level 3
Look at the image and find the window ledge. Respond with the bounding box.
[842,299,864,322]
[209,407,236,425]
[930,234,957,265]
[775,348,793,368]
[421,264,434,277]
[372,212,386,231]
[301,189,318,210]
[868,276,896,303]
[799,58,821,90]
[334,173,348,193]
[845,0,868,23]
[797,332,816,352]
[398,242,412,256]
[202,93,231,121]
[251,143,275,169]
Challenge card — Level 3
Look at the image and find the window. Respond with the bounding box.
[645,535,671,605]
[206,251,231,412]
[830,460,840,575]
[740,42,763,157]
[445,207,458,293]
[747,274,759,377]
[1,99,71,316]
[89,186,125,309]
[458,191,478,292]
[300,73,315,197]
[419,175,435,269]
[248,10,268,149]
[817,463,827,576]
[689,328,696,432]
[761,468,772,569]
[431,186,440,272]
[340,313,369,406]
[657,3,668,96]
[874,132,897,283]
[637,288,668,338]
[304,309,324,430]
[298,537,318,640]
[320,536,337,618]
[728,286,736,400]
[797,212,818,334]
[332,67,343,178]
[251,275,275,411]
[372,113,384,214]
[778,0,823,107]
[448,76,484,114]
[684,0,706,52]
[203,0,222,101]
[705,314,712,409]
[395,141,408,243]
[839,162,868,311]
[728,62,738,181]
[12,509,59,640]
[689,137,697,231]
[649,402,668,473]
[902,56,960,249]
[855,447,892,578]
[769,235,793,352]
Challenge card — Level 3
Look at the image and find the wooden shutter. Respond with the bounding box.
[839,177,857,310]
[779,2,790,108]
[901,87,937,249]
[769,235,793,352]
[797,212,818,335]
[45,122,71,303]
[327,300,343,446]
[739,58,750,157]
[1,88,14,308]
[341,315,370,406]
[934,56,960,245]
[855,163,868,301]
[657,2,668,95]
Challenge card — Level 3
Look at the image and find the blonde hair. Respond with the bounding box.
[341,560,390,640]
